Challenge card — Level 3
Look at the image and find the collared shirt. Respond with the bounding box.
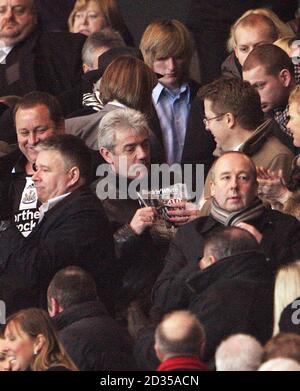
[38,192,71,224]
[153,82,190,165]
[0,46,13,64]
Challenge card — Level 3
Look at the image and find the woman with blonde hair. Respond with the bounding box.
[68,0,134,45]
[273,261,300,336]
[257,85,300,220]
[4,308,77,371]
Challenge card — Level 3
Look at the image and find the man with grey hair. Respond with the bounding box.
[58,28,126,116]
[81,29,125,73]
[0,0,85,96]
[154,310,207,371]
[94,108,163,320]
[215,334,263,371]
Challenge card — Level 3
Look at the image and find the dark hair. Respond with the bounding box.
[14,91,64,130]
[155,311,205,358]
[47,266,98,310]
[198,77,263,129]
[262,333,300,364]
[204,226,260,262]
[36,134,93,184]
[243,44,295,78]
[99,55,157,114]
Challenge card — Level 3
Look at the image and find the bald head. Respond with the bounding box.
[155,310,205,361]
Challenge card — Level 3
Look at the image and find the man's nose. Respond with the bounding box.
[28,132,38,145]
[136,146,147,160]
[229,176,238,188]
[32,169,40,182]
[166,57,176,70]
[4,7,14,19]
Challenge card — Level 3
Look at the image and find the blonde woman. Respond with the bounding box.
[68,0,134,45]
[257,85,300,220]
[273,261,300,336]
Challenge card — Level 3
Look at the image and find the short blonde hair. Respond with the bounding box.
[273,261,300,336]
[227,8,295,52]
[140,19,193,74]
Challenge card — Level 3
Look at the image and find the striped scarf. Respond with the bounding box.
[210,198,264,226]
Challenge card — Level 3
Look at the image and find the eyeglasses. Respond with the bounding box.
[203,113,226,127]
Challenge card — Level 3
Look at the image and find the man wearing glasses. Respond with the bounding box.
[198,76,293,205]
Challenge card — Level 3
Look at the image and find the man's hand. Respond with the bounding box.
[166,201,200,226]
[130,207,156,235]
[257,167,290,206]
[236,222,262,243]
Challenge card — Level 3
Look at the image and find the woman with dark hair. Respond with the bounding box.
[68,0,134,46]
[4,308,77,371]
[257,84,300,220]
[65,55,159,152]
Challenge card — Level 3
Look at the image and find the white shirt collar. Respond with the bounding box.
[38,192,71,223]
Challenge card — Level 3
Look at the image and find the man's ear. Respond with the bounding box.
[48,297,60,317]
[226,112,235,129]
[99,147,114,165]
[82,63,90,73]
[279,69,292,87]
[210,180,215,197]
[57,120,65,135]
[154,342,164,363]
[68,166,80,187]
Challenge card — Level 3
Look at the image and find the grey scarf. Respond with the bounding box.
[210,198,264,226]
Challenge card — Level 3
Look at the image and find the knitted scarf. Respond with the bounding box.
[210,197,265,226]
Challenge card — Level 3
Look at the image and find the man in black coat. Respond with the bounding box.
[0,134,115,314]
[48,266,136,371]
[187,226,273,362]
[152,152,300,313]
[132,226,273,369]
[0,0,85,97]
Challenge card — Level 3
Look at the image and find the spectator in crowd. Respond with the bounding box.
[152,152,300,315]
[0,92,65,237]
[95,108,165,319]
[222,9,294,79]
[0,333,12,371]
[243,44,299,149]
[186,226,273,362]
[258,357,300,371]
[262,333,300,364]
[0,134,115,313]
[197,76,293,210]
[274,36,300,63]
[257,84,300,219]
[68,0,134,46]
[215,334,263,371]
[65,55,163,159]
[273,261,300,335]
[47,266,136,371]
[154,310,207,371]
[3,308,77,371]
[140,19,215,176]
[0,0,85,97]
[58,28,126,117]
[134,225,273,367]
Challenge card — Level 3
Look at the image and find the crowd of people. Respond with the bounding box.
[1,0,300,372]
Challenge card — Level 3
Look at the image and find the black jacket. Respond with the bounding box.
[0,186,115,312]
[152,209,300,313]
[52,301,136,371]
[187,251,273,362]
[0,29,85,97]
